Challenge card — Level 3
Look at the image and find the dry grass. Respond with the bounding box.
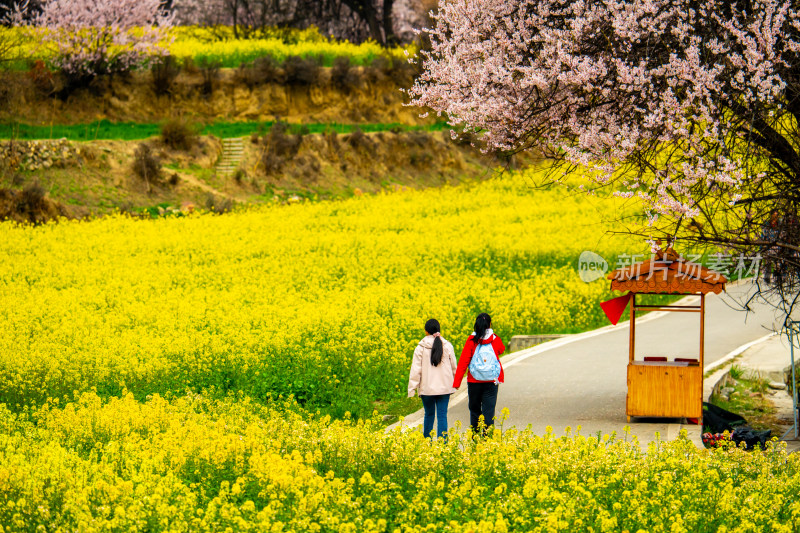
[710,370,784,433]
[0,68,425,126]
[0,131,518,217]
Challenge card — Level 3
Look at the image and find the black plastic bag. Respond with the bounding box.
[703,402,747,434]
[731,427,772,450]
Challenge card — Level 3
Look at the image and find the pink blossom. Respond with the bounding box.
[18,0,174,79]
[409,0,800,232]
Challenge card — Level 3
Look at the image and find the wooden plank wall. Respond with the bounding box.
[626,363,703,418]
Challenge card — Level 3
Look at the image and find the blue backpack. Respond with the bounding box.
[468,339,500,381]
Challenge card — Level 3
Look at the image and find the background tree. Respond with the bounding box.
[172,0,298,39]
[16,0,173,88]
[1,0,21,20]
[338,0,396,44]
[1,0,41,23]
[393,0,437,43]
[172,0,419,44]
[409,0,800,323]
[0,4,25,67]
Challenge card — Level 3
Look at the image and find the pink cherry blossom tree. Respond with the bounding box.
[17,0,173,84]
[409,0,800,313]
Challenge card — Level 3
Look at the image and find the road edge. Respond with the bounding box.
[389,298,778,441]
[387,294,702,432]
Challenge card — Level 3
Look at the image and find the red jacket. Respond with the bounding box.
[453,332,506,388]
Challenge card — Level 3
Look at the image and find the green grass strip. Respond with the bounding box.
[0,120,449,141]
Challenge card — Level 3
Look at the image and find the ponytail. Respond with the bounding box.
[425,318,443,367]
[473,313,491,348]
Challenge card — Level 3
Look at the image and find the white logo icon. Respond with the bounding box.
[578,251,609,283]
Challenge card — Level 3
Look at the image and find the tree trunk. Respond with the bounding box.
[341,0,384,44]
[382,0,397,45]
[229,0,240,39]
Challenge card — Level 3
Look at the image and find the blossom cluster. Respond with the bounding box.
[408,0,799,225]
[14,0,174,79]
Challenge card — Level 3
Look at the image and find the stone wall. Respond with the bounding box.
[508,334,568,353]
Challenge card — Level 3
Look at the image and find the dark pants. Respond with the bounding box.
[420,394,450,439]
[468,382,499,434]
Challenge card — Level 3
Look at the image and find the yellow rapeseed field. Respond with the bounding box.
[1,169,797,531]
[0,169,635,417]
[0,392,797,531]
[169,26,412,67]
[0,25,413,69]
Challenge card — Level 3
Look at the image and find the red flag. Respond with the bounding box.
[600,293,632,325]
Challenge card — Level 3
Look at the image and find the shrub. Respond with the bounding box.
[131,143,161,192]
[406,130,431,147]
[233,56,284,90]
[233,168,245,183]
[283,55,321,86]
[388,57,415,87]
[18,180,46,214]
[27,59,54,96]
[160,118,198,151]
[365,55,391,84]
[261,121,304,174]
[261,153,280,175]
[10,173,25,187]
[234,62,259,90]
[324,128,340,147]
[181,56,198,74]
[197,58,221,97]
[409,150,433,167]
[0,181,67,225]
[330,56,361,93]
[205,193,234,214]
[0,71,17,113]
[268,121,302,151]
[345,126,372,152]
[151,55,181,96]
[254,56,284,84]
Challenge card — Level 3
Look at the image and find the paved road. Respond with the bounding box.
[401,282,785,444]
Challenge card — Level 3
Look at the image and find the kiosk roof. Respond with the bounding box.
[607,247,727,294]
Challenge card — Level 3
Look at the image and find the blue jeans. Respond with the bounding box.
[420,394,450,439]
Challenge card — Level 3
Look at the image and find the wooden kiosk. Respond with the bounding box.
[607,248,726,423]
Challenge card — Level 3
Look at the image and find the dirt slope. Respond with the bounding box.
[0,130,524,220]
[0,68,425,126]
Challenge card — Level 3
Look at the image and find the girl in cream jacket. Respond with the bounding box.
[407,318,457,439]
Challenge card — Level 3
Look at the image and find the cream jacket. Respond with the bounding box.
[407,335,458,397]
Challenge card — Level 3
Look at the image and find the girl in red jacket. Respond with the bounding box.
[453,312,505,434]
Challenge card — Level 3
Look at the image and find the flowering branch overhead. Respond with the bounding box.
[410,0,799,214]
[410,0,800,316]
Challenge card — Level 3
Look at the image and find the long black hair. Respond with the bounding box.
[425,318,443,367]
[473,313,491,347]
